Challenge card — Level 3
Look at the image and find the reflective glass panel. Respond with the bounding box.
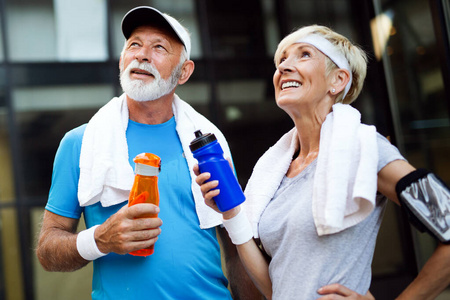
[5,0,108,62]
[12,85,114,203]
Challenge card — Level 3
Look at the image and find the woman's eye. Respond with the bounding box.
[302,51,311,58]
[279,57,286,64]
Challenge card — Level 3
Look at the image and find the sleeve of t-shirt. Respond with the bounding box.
[45,124,86,219]
[376,133,406,172]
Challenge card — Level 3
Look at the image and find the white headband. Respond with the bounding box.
[296,34,353,99]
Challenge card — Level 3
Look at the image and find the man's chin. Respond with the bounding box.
[125,92,158,102]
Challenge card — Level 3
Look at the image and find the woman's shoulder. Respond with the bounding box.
[375,132,406,171]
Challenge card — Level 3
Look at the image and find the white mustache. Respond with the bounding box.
[125,60,160,79]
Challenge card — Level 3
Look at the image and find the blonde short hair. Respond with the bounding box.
[274,25,367,104]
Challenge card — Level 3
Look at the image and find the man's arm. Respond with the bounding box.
[36,203,162,272]
[217,226,263,300]
[36,210,88,272]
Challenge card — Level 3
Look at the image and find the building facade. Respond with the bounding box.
[0,0,449,299]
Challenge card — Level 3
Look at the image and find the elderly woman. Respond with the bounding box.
[196,25,450,299]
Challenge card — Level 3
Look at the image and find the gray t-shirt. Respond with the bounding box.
[258,134,405,299]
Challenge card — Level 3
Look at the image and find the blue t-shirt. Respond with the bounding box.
[46,117,232,300]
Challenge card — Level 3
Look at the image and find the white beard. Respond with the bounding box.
[120,60,182,102]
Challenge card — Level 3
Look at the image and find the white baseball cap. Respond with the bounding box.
[121,6,191,59]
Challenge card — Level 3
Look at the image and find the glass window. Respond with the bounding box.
[176,82,209,105]
[0,15,4,62]
[0,98,13,205]
[201,0,267,59]
[5,0,108,62]
[0,208,24,300]
[261,0,280,56]
[0,69,5,107]
[12,85,114,202]
[440,0,450,45]
[287,0,354,42]
[5,0,56,62]
[373,0,450,276]
[53,0,108,62]
[376,0,450,172]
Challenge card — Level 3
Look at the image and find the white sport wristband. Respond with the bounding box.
[76,225,107,261]
[222,209,254,245]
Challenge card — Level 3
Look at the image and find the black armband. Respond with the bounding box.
[395,168,450,243]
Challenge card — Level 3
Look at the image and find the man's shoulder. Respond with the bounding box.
[65,124,87,139]
[59,124,87,149]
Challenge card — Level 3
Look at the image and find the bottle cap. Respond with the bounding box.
[189,130,217,152]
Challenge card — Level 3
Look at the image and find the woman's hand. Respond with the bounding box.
[194,164,221,212]
[193,164,240,219]
[317,284,375,299]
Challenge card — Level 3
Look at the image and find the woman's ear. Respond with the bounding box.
[178,60,195,85]
[330,69,350,95]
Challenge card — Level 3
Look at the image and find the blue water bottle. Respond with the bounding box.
[190,130,245,212]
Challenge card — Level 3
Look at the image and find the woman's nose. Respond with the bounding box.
[278,58,294,73]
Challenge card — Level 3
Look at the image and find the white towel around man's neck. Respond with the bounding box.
[244,103,378,237]
[78,93,229,229]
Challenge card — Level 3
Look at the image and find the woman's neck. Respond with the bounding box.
[286,103,332,177]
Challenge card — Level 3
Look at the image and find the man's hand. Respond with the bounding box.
[95,203,162,255]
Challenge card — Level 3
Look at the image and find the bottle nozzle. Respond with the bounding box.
[190,129,216,152]
[194,130,203,138]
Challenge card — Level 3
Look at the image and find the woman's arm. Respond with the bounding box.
[217,226,264,300]
[377,159,450,299]
[195,165,273,299]
[235,235,273,299]
[376,159,415,205]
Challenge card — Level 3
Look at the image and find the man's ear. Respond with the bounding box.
[178,60,195,85]
[330,69,350,95]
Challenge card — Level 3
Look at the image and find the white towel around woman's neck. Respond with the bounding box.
[78,93,229,229]
[244,128,299,238]
[312,103,378,235]
[244,103,378,237]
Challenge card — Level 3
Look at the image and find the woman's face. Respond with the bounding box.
[273,43,331,110]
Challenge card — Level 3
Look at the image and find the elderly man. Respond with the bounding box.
[36,6,260,300]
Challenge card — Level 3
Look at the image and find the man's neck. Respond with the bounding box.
[126,93,175,125]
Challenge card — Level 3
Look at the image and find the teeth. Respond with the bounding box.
[282,81,301,90]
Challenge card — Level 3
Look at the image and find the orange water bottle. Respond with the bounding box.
[128,153,161,256]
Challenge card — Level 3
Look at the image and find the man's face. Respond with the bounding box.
[119,25,184,101]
